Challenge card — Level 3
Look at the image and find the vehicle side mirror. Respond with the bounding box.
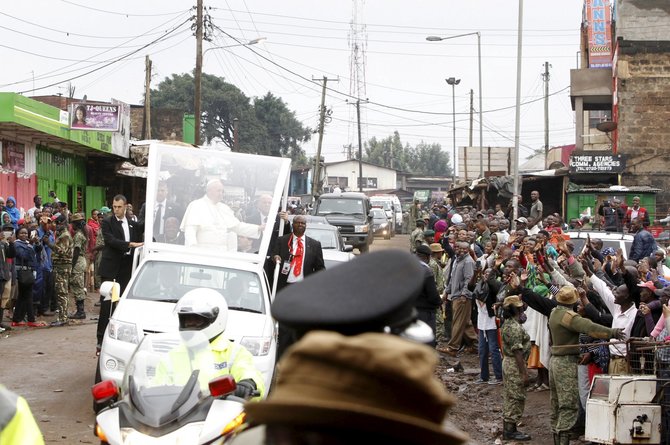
[344,245,354,253]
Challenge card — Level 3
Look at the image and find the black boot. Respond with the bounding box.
[70,300,86,320]
[503,421,531,441]
[558,432,570,444]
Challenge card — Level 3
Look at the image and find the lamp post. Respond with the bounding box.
[446,77,460,187]
[427,32,483,178]
[194,37,266,145]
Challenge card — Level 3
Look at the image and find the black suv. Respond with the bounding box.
[311,192,373,253]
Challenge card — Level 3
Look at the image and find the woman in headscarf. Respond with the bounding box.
[5,197,21,230]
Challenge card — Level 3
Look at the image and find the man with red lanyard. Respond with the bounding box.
[273,214,325,358]
[624,196,650,231]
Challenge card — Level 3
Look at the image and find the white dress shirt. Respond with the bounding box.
[287,235,306,284]
[590,274,638,357]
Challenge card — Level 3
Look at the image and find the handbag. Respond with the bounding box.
[17,268,35,285]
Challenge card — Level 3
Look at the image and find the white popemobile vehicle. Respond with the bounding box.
[97,142,291,395]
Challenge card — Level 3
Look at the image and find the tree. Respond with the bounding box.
[364,131,408,171]
[253,93,311,163]
[151,72,311,162]
[407,142,451,176]
[363,132,451,176]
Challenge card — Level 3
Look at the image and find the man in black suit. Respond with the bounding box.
[272,214,325,358]
[246,194,292,279]
[96,194,144,348]
[138,181,182,242]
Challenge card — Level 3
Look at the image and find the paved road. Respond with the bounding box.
[1,235,410,443]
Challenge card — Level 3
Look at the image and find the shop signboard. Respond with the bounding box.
[413,189,430,202]
[69,102,120,131]
[569,152,625,174]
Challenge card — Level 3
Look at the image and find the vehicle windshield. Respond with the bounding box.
[316,198,364,215]
[305,226,340,249]
[371,209,387,219]
[569,237,632,258]
[121,331,215,427]
[370,200,392,211]
[128,261,265,314]
[144,144,290,258]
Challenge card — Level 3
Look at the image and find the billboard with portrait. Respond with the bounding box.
[69,102,120,131]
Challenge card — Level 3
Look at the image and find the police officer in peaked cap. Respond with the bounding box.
[271,249,434,345]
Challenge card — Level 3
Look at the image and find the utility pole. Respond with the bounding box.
[194,0,203,146]
[311,76,338,198]
[466,88,473,181]
[512,0,524,231]
[356,99,363,192]
[542,61,551,169]
[143,55,152,140]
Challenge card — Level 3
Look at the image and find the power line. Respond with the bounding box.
[59,0,191,17]
[210,7,578,34]
[17,17,191,94]
[0,10,188,40]
[1,12,193,88]
[265,40,577,60]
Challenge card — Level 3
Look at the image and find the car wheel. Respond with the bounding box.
[385,232,391,240]
[359,243,369,254]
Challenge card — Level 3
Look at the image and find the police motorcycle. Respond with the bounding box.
[92,330,256,444]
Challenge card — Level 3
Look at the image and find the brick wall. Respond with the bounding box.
[617,41,670,214]
[616,0,670,41]
[129,106,183,141]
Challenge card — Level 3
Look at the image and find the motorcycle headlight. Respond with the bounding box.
[108,320,140,344]
[240,336,272,356]
[354,224,369,233]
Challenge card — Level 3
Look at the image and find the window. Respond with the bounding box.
[357,177,378,188]
[328,176,348,188]
[588,110,612,129]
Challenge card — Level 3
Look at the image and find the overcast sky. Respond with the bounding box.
[1,0,584,165]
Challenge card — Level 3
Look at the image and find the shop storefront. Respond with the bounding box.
[0,93,129,215]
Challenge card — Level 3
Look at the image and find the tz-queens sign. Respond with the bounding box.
[569,152,625,174]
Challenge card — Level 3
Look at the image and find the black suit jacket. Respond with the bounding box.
[273,233,325,291]
[138,201,182,240]
[98,215,143,280]
[246,209,292,254]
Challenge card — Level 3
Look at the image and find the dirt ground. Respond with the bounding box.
[435,339,590,445]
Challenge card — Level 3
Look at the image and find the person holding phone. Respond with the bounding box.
[11,227,46,327]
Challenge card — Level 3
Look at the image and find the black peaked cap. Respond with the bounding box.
[272,249,423,336]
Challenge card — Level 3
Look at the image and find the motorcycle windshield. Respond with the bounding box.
[121,331,216,426]
[143,142,291,263]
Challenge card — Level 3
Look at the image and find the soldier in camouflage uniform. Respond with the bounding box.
[69,213,88,320]
[501,295,532,441]
[548,286,623,445]
[409,219,425,253]
[48,216,73,327]
[429,243,446,339]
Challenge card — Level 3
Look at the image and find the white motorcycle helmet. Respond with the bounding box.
[175,288,228,341]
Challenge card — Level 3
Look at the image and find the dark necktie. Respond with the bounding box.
[153,203,162,238]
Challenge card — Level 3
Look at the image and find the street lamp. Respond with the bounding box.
[203,37,267,56]
[446,77,460,187]
[195,37,266,145]
[427,32,483,178]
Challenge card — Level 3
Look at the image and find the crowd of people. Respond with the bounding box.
[0,193,124,332]
[408,191,670,443]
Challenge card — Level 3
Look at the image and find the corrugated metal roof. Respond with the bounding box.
[568,185,660,193]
